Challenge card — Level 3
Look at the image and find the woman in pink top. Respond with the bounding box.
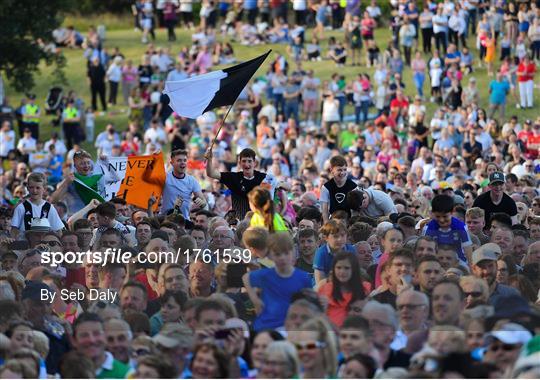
[411,51,426,98]
[122,59,139,105]
[191,45,212,74]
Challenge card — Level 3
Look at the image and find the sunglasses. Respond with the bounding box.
[464,291,483,298]
[294,341,326,351]
[489,343,519,352]
[43,240,62,246]
[131,348,151,357]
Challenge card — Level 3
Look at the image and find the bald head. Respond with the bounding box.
[396,290,429,334]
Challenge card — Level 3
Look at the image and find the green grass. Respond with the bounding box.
[5,19,539,157]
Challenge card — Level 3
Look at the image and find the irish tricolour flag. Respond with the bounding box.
[73,153,166,211]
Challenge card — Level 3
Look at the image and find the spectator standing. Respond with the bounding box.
[87,57,107,112]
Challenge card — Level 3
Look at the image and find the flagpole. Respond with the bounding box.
[209,102,236,152]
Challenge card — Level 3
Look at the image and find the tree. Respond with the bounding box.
[0,0,72,92]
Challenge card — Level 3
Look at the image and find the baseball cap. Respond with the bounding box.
[491,294,539,320]
[489,172,505,185]
[472,244,500,265]
[484,323,532,345]
[22,281,53,301]
[152,323,193,349]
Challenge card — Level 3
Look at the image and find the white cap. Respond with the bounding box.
[29,218,51,232]
[485,323,532,345]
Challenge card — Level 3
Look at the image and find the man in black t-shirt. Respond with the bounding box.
[205,147,277,219]
[319,155,358,223]
[472,172,518,226]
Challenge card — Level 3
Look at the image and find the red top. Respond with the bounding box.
[526,133,540,159]
[65,267,86,289]
[135,272,159,300]
[517,62,536,82]
[318,281,372,327]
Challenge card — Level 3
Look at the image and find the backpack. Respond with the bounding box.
[23,200,51,231]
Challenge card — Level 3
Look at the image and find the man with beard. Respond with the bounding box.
[431,279,465,326]
[472,172,518,225]
[471,244,519,305]
[73,312,129,378]
[320,155,359,223]
[160,149,206,218]
[120,281,148,315]
[104,318,133,366]
[414,255,444,296]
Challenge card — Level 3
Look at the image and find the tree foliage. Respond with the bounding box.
[0,0,72,92]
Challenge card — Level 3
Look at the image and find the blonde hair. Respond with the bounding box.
[299,317,338,378]
[265,341,300,378]
[32,331,49,359]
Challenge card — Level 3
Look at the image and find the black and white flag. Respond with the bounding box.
[164,50,271,119]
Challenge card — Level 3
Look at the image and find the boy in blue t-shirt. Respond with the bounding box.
[243,232,312,332]
[313,219,356,284]
[422,194,473,264]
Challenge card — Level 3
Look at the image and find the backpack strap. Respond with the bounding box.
[23,201,33,231]
[40,202,51,219]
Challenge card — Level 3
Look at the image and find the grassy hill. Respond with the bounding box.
[5,18,539,156]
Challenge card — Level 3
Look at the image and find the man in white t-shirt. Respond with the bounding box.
[160,149,206,219]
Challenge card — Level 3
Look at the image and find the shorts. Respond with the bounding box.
[141,18,152,30]
[303,98,317,114]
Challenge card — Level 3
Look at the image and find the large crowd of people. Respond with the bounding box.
[0,0,540,379]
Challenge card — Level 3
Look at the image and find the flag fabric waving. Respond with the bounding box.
[164,50,271,119]
[74,153,166,211]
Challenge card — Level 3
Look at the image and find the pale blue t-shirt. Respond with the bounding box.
[160,171,201,219]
